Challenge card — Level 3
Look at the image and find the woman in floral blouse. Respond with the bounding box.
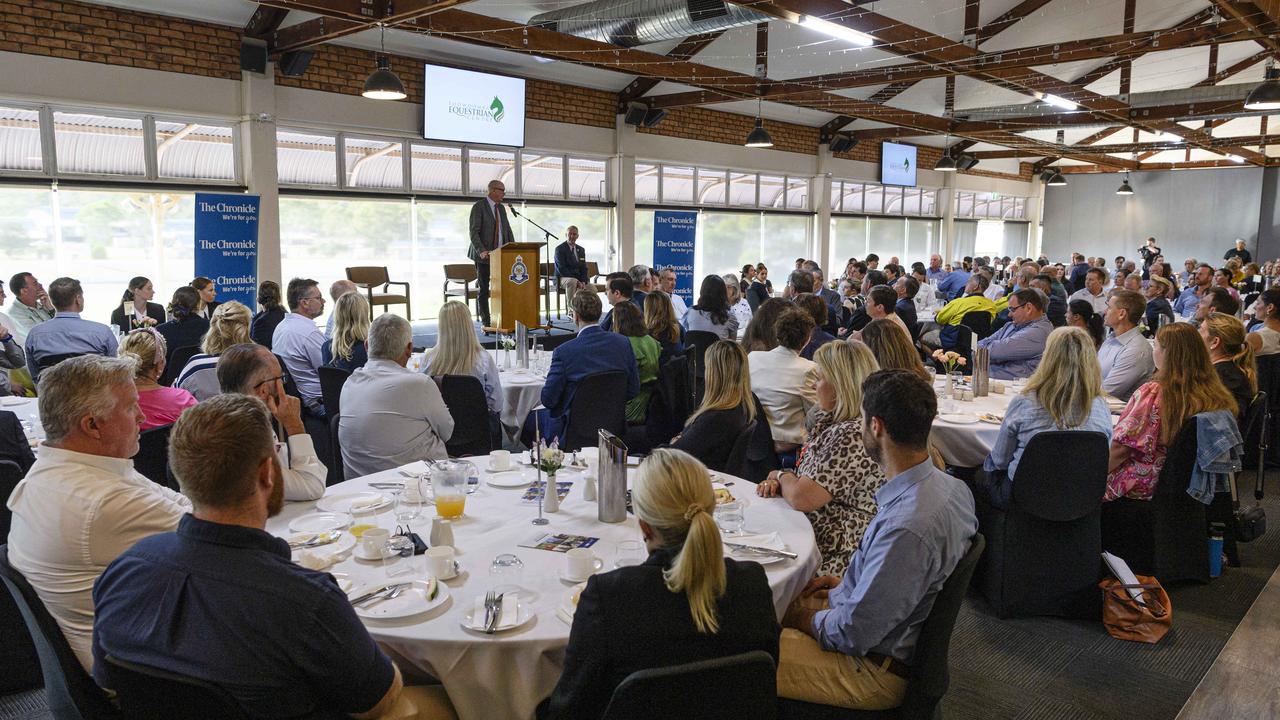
[1105,323,1237,501]
[756,341,884,574]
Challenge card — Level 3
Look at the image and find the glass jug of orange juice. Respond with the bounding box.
[431,460,468,519]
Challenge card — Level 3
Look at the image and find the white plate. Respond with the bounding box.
[937,413,980,425]
[288,512,352,534]
[352,579,449,620]
[558,582,588,624]
[289,532,356,559]
[353,543,399,561]
[317,492,391,514]
[0,397,27,407]
[460,596,533,633]
[723,532,789,566]
[487,470,532,488]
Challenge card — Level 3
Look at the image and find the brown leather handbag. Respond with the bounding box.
[1099,575,1172,644]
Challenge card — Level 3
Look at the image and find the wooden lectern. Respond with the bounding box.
[489,242,544,333]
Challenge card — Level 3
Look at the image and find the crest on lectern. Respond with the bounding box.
[508,255,530,285]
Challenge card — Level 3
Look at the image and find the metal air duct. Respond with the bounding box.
[529,0,768,48]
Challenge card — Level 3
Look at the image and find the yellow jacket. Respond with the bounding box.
[935,294,999,326]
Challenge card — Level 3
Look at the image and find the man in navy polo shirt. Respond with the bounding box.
[91,394,452,719]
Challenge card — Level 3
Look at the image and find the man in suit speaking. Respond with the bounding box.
[469,179,516,328]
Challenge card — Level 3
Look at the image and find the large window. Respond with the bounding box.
[829,216,940,270]
[0,103,238,184]
[831,180,938,217]
[637,162,810,211]
[0,186,196,321]
[636,209,811,282]
[953,191,1029,220]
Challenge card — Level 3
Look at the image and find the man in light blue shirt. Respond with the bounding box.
[977,289,1054,380]
[272,278,327,416]
[1098,289,1155,401]
[926,254,948,283]
[936,265,971,301]
[23,278,118,382]
[777,369,977,711]
[1174,264,1212,317]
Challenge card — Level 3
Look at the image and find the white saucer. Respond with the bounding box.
[353,543,398,561]
[288,512,351,534]
[937,413,980,425]
[487,471,531,488]
[317,491,391,514]
[486,462,517,473]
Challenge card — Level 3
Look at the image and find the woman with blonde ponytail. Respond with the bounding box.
[175,300,251,401]
[1200,312,1256,422]
[541,448,780,720]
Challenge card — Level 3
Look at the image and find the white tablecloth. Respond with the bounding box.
[927,382,1016,467]
[265,453,819,720]
[1,396,42,449]
[488,350,547,438]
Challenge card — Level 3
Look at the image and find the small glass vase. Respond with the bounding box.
[948,370,965,400]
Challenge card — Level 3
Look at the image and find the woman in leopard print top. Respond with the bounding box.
[757,341,885,575]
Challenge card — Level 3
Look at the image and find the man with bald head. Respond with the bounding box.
[554,225,590,301]
[325,279,357,338]
[469,179,516,327]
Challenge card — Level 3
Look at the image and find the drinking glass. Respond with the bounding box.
[614,540,644,568]
[489,553,525,593]
[384,536,417,578]
[432,460,468,519]
[714,500,746,535]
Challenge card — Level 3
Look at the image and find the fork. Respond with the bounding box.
[361,585,405,609]
[486,592,506,634]
[481,590,497,632]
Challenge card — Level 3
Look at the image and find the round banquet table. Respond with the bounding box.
[265,452,820,720]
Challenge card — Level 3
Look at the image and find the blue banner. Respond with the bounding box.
[653,210,697,305]
[194,193,260,310]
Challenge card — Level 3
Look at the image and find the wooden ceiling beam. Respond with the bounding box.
[616,31,726,106]
[262,0,471,53]
[1209,0,1280,55]
[244,6,289,39]
[1057,159,1256,172]
[973,133,1280,157]
[976,0,1054,44]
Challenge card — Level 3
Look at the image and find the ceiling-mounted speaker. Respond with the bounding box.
[279,49,314,77]
[642,108,667,128]
[240,40,267,74]
[828,134,858,154]
[956,154,979,171]
[623,101,648,126]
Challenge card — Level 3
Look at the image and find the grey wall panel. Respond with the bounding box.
[1042,168,1264,266]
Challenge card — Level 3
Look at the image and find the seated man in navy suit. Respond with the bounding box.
[527,290,639,444]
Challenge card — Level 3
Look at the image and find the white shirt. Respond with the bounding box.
[729,298,753,332]
[6,445,191,671]
[276,431,327,502]
[1069,288,1108,315]
[748,346,817,445]
[1252,325,1280,356]
[338,359,456,478]
[984,284,1006,301]
[670,293,689,320]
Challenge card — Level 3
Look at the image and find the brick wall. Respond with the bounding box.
[0,0,1022,171]
[0,0,241,79]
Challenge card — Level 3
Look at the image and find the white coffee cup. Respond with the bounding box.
[566,547,603,580]
[490,450,511,471]
[360,528,390,557]
[426,546,459,579]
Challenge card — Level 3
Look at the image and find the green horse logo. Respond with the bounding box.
[490,96,505,122]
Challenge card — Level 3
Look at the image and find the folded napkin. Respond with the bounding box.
[471,592,519,630]
[0,397,26,407]
[295,549,338,571]
[723,532,784,551]
[349,497,387,513]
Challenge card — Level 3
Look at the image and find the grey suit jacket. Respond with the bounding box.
[468,198,516,263]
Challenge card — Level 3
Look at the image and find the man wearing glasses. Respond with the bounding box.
[272,278,328,417]
[976,289,1053,380]
[468,179,516,328]
[215,343,326,501]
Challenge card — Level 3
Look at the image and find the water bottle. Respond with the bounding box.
[1208,522,1225,578]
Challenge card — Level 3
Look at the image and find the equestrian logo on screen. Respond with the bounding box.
[490,96,505,123]
[509,255,530,285]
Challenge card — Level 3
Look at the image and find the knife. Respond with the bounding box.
[349,583,407,606]
[723,542,797,559]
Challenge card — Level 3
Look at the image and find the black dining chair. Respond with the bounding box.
[977,431,1109,618]
[562,372,628,452]
[161,345,201,388]
[132,424,178,492]
[601,651,777,720]
[0,463,39,695]
[318,365,352,419]
[436,374,494,458]
[101,655,250,720]
[0,545,121,720]
[328,414,344,486]
[779,534,986,720]
[722,420,758,477]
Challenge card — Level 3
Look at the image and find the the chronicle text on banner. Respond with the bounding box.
[653,210,697,305]
[194,193,260,310]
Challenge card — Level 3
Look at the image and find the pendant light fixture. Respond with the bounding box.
[744,99,773,148]
[1245,60,1280,110]
[1116,174,1134,195]
[934,134,957,171]
[1044,168,1067,187]
[363,25,407,101]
